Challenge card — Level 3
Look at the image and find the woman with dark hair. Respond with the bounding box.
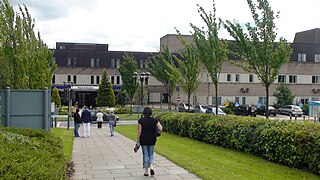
[136,107,162,176]
[73,108,82,137]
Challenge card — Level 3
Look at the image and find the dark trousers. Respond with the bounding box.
[97,122,102,128]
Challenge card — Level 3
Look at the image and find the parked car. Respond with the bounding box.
[257,106,277,116]
[205,107,226,115]
[178,102,195,112]
[89,110,109,122]
[234,105,257,117]
[278,105,303,116]
[194,104,209,113]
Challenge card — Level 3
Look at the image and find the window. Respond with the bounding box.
[90,58,95,67]
[96,58,100,67]
[235,97,240,104]
[144,60,149,69]
[52,75,55,84]
[111,59,115,68]
[312,76,320,83]
[116,59,121,68]
[300,98,308,105]
[91,76,94,84]
[278,75,286,83]
[72,58,77,67]
[298,53,306,62]
[59,45,65,50]
[258,97,267,105]
[52,57,56,64]
[242,97,246,105]
[140,59,144,69]
[111,76,115,84]
[212,97,222,105]
[67,57,71,67]
[96,76,100,84]
[249,74,253,83]
[73,75,77,84]
[116,76,120,84]
[289,75,297,83]
[227,74,231,82]
[67,75,71,82]
[315,54,320,62]
[236,74,240,82]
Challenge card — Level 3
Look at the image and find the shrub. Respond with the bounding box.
[154,112,320,175]
[0,127,68,179]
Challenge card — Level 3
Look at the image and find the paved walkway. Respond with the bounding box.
[71,124,201,180]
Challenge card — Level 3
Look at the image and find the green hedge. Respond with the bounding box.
[0,127,67,179]
[155,112,320,175]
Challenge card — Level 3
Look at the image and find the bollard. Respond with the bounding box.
[303,115,305,121]
[295,115,297,120]
[290,114,292,120]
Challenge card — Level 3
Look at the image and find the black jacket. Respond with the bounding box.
[74,113,82,124]
[81,109,91,123]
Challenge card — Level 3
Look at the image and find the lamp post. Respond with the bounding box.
[63,81,74,130]
[133,72,150,118]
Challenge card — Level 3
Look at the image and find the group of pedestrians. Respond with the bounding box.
[73,102,163,177]
[73,103,118,138]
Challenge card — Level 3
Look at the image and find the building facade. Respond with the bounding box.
[52,29,320,107]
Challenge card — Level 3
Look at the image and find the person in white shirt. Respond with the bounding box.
[96,110,103,129]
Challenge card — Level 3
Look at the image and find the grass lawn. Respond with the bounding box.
[117,113,140,120]
[116,125,319,180]
[51,128,74,160]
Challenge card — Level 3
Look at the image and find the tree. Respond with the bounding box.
[273,83,295,109]
[118,53,139,115]
[223,0,292,118]
[0,0,56,89]
[96,69,115,107]
[116,89,127,108]
[174,34,201,111]
[51,87,61,108]
[190,1,228,115]
[148,45,178,111]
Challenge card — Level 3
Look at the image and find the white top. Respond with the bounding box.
[96,112,103,122]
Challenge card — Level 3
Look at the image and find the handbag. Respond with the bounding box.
[133,143,140,153]
[154,118,161,137]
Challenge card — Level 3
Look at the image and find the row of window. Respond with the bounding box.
[51,75,121,85]
[226,73,320,84]
[298,53,320,62]
[60,57,149,69]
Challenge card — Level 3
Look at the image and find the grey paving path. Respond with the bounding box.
[71,124,201,180]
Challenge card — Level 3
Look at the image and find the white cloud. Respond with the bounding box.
[8,0,320,52]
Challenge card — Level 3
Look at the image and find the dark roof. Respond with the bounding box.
[293,28,320,44]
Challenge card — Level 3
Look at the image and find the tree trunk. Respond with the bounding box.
[266,85,269,119]
[187,91,191,112]
[215,83,218,115]
[168,93,172,111]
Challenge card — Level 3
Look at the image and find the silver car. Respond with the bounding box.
[278,105,303,116]
[194,105,209,113]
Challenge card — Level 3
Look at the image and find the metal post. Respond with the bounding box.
[67,91,71,130]
[5,87,10,127]
[44,87,49,131]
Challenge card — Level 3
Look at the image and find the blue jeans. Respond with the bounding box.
[142,145,155,169]
[74,123,80,137]
[109,122,115,135]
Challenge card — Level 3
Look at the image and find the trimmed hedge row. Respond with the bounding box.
[0,127,67,179]
[154,112,320,174]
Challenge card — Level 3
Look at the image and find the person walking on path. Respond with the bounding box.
[108,111,117,136]
[96,110,103,129]
[73,108,82,137]
[81,106,91,138]
[136,107,162,176]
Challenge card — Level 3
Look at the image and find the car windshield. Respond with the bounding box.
[202,106,208,109]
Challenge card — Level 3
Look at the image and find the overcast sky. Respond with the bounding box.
[9,0,320,52]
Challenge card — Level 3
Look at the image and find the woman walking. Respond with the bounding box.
[108,111,117,136]
[136,107,162,176]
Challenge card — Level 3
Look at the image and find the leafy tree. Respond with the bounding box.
[174,34,201,111]
[96,69,115,107]
[51,87,61,108]
[223,0,292,118]
[0,0,56,89]
[191,1,228,115]
[273,83,295,109]
[118,53,139,115]
[148,45,178,111]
